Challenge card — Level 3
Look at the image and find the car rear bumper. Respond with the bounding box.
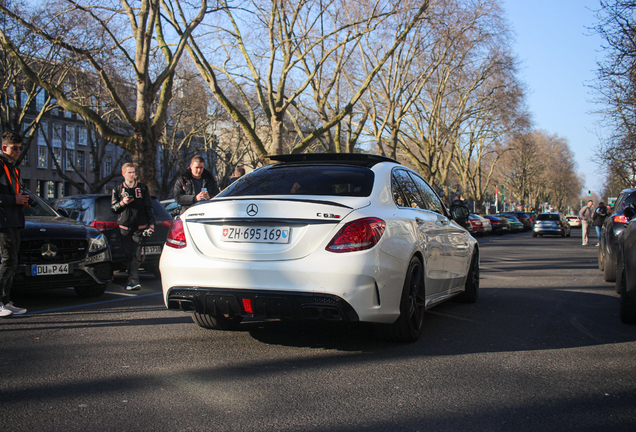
[167,287,360,322]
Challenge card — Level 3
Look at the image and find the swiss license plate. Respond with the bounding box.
[32,263,69,276]
[221,226,290,243]
[143,245,162,255]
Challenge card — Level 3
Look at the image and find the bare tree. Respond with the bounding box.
[0,0,210,191]
[164,0,430,162]
[591,0,636,188]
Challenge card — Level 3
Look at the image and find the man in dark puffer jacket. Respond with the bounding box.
[172,155,219,216]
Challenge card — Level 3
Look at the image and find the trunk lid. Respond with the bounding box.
[183,197,370,261]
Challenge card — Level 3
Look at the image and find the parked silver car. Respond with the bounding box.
[532,212,571,238]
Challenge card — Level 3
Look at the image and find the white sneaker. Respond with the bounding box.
[5,301,26,315]
[125,284,141,291]
[0,303,13,317]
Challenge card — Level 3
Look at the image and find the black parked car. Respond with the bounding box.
[480,215,510,235]
[500,212,533,231]
[12,193,113,298]
[52,195,172,278]
[599,188,636,282]
[616,204,636,323]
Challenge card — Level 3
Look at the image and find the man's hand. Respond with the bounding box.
[196,191,210,201]
[122,195,134,205]
[15,192,29,206]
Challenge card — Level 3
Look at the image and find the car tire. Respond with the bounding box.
[74,283,107,298]
[618,257,636,324]
[192,312,243,330]
[375,257,425,343]
[454,251,479,303]
[598,246,604,272]
[604,254,616,283]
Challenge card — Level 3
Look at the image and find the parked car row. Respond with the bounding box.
[595,188,636,324]
[467,212,534,236]
[7,192,172,300]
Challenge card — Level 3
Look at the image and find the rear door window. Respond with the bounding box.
[392,169,426,209]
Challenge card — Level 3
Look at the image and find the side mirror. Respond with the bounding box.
[450,204,470,220]
[624,205,636,220]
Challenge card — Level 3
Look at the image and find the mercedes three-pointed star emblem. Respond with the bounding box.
[41,243,58,260]
[246,204,258,216]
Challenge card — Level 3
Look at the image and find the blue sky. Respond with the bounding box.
[502,0,605,196]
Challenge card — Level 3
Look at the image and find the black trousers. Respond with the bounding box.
[0,228,20,304]
[120,228,144,285]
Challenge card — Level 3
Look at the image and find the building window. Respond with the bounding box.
[53,148,62,168]
[78,127,87,146]
[104,155,112,174]
[38,121,48,145]
[66,150,75,171]
[38,145,48,168]
[8,86,15,108]
[48,181,55,200]
[77,151,85,171]
[52,123,62,147]
[36,90,45,111]
[90,153,95,170]
[22,146,29,166]
[64,109,72,119]
[21,91,29,110]
[66,125,75,149]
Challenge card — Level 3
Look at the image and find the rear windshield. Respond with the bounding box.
[537,214,560,221]
[218,165,375,197]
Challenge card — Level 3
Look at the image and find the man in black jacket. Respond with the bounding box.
[172,155,219,215]
[111,163,155,291]
[0,131,29,316]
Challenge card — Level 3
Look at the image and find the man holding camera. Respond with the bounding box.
[0,131,29,317]
[111,163,155,291]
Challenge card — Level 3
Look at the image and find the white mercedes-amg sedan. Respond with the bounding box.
[160,153,479,342]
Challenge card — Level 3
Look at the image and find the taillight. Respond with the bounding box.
[613,215,628,224]
[90,221,119,230]
[166,219,187,249]
[162,219,173,228]
[326,218,385,253]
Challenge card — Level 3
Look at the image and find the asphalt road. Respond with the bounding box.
[1,231,635,432]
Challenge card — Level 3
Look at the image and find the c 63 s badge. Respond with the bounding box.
[317,213,340,219]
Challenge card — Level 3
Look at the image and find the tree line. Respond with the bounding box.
[0,0,582,209]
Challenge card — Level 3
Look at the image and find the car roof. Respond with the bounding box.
[267,153,399,168]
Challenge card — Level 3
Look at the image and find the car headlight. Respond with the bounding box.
[88,233,108,253]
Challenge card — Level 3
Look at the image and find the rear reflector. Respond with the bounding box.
[242,298,253,314]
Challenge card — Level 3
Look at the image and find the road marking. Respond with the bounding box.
[23,292,162,315]
[105,291,138,297]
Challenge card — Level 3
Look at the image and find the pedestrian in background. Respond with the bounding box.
[0,131,29,317]
[228,166,245,186]
[579,200,594,246]
[172,155,219,216]
[593,201,608,246]
[111,163,155,291]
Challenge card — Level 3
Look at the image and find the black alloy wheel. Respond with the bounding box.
[375,257,425,343]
